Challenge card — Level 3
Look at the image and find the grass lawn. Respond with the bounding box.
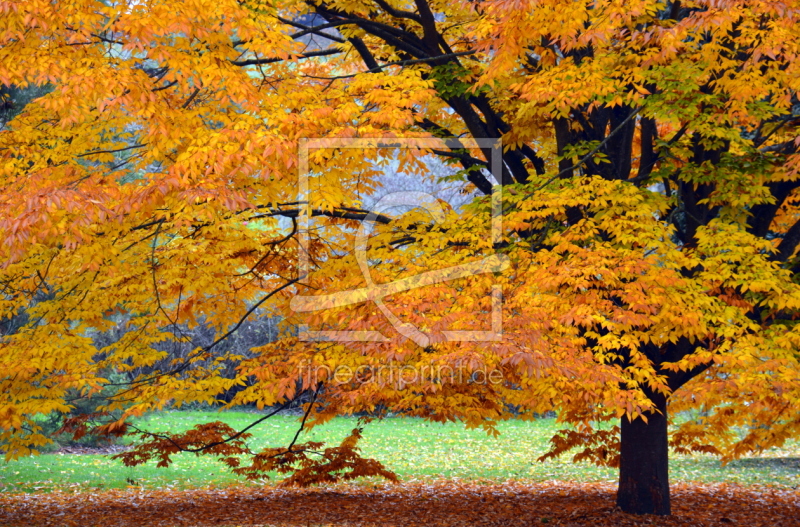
[1,411,798,493]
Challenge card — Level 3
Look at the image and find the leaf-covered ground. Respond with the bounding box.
[0,481,798,526]
[3,413,798,525]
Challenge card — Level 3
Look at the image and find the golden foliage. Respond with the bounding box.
[1,0,799,488]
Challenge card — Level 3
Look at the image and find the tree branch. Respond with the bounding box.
[231,48,342,67]
[252,206,393,224]
[530,107,643,194]
[76,144,147,158]
[374,0,423,24]
[276,17,348,44]
[772,217,800,263]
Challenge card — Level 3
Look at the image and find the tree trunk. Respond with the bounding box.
[616,393,670,515]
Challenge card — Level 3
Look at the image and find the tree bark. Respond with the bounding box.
[616,392,670,515]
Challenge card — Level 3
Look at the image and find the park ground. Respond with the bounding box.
[0,411,798,526]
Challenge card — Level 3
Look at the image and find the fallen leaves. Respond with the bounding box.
[0,481,797,526]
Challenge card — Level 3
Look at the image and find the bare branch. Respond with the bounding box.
[231,48,342,67]
[76,144,146,158]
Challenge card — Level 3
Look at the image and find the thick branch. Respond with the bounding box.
[529,107,643,194]
[374,0,423,24]
[747,180,800,238]
[348,36,380,70]
[412,0,442,53]
[312,6,430,59]
[772,217,800,262]
[415,118,495,195]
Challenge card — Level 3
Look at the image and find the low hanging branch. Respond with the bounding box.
[111,387,398,487]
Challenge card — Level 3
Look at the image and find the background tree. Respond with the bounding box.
[0,83,52,130]
[1,0,800,516]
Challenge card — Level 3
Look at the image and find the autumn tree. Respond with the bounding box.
[2,0,800,517]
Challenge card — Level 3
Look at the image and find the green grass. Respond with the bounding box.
[2,411,798,493]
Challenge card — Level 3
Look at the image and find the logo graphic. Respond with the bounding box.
[290,138,507,345]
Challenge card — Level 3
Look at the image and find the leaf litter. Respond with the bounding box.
[0,481,798,526]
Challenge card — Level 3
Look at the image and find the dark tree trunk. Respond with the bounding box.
[616,392,670,515]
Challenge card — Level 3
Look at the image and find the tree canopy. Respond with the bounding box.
[1,0,800,516]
